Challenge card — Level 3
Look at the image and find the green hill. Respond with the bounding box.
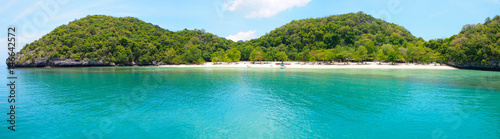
[16,15,234,65]
[428,15,500,68]
[245,12,438,63]
[12,12,499,69]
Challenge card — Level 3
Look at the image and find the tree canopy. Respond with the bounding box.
[429,15,500,66]
[17,15,234,65]
[14,13,500,68]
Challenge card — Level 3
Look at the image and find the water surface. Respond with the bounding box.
[1,67,499,138]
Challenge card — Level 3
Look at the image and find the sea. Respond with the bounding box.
[1,67,499,138]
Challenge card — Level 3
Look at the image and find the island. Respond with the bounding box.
[10,12,500,71]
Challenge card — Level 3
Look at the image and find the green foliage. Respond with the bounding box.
[353,46,368,62]
[17,15,233,65]
[248,12,417,55]
[74,54,81,61]
[242,45,254,60]
[431,16,500,66]
[387,51,398,64]
[226,48,241,62]
[275,51,288,62]
[376,49,386,62]
[211,48,226,63]
[19,12,496,66]
[242,12,437,64]
[249,47,265,61]
[185,45,204,64]
[323,50,336,62]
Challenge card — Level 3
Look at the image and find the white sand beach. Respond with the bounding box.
[159,61,458,70]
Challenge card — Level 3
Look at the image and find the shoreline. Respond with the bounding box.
[159,61,458,70]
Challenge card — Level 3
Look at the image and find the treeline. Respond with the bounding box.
[15,13,500,66]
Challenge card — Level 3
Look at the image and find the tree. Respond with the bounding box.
[74,54,81,61]
[211,53,219,63]
[376,49,386,64]
[356,46,368,63]
[16,13,473,68]
[340,50,352,64]
[249,47,265,61]
[381,44,394,55]
[226,48,241,62]
[185,45,204,64]
[275,51,288,62]
[398,47,408,63]
[309,55,316,62]
[163,48,176,64]
[265,47,278,61]
[139,53,153,64]
[242,45,254,60]
[295,53,304,61]
[387,51,398,64]
[115,45,128,63]
[211,48,225,64]
[486,17,491,23]
[389,32,404,45]
[324,50,335,63]
[355,39,376,55]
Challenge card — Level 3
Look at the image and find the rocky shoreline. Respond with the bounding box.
[447,61,500,71]
[12,58,153,67]
[10,57,500,71]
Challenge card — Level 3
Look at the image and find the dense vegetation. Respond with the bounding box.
[427,15,500,66]
[244,12,439,64]
[17,15,235,65]
[15,12,500,67]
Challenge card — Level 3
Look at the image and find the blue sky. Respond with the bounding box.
[1,0,500,62]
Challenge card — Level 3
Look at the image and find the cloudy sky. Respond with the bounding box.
[1,0,500,62]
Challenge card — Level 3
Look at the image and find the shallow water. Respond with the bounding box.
[1,67,500,138]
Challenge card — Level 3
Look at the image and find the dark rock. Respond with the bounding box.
[12,57,155,67]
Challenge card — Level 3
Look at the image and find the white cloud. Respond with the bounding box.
[223,0,311,18]
[226,30,256,42]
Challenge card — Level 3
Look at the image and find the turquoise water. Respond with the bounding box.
[1,67,500,138]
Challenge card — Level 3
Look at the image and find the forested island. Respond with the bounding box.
[11,12,500,70]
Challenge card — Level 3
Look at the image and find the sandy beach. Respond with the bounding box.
[159,61,458,70]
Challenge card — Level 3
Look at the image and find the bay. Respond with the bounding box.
[1,67,499,138]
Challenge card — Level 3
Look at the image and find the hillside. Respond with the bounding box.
[428,15,500,69]
[12,12,498,69]
[15,15,234,66]
[244,12,438,63]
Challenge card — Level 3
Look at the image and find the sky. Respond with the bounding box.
[1,0,500,63]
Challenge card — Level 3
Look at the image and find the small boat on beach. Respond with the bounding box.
[280,63,286,69]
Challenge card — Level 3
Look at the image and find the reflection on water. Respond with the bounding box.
[1,67,500,138]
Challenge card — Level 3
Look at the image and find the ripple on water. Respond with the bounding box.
[1,67,500,138]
